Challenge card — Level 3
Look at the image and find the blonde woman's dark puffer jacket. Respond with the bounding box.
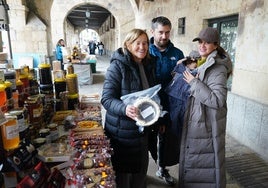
[101,48,157,173]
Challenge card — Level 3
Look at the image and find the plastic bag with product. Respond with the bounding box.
[120,84,166,130]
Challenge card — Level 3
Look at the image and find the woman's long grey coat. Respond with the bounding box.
[179,50,232,188]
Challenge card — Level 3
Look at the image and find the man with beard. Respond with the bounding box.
[149,16,184,186]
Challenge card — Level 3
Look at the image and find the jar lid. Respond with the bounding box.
[5,115,17,120]
[4,81,12,87]
[38,63,51,68]
[39,128,50,134]
[19,74,28,79]
[4,71,16,77]
[67,93,79,99]
[54,78,66,82]
[27,94,40,100]
[16,80,23,85]
[39,84,53,89]
[66,73,77,78]
[9,109,24,116]
[28,75,33,80]
[33,137,46,144]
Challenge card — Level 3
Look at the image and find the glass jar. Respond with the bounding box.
[66,73,78,95]
[9,108,29,140]
[38,63,52,85]
[16,79,24,93]
[19,73,29,91]
[1,116,20,150]
[54,79,66,99]
[4,81,12,99]
[4,70,16,92]
[68,93,79,110]
[24,95,43,125]
[67,64,74,74]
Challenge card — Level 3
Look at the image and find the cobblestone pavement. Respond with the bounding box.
[79,55,268,188]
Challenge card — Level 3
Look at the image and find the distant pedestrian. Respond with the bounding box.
[98,42,104,56]
[88,41,96,54]
[55,39,65,70]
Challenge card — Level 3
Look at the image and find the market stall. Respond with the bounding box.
[0,62,115,187]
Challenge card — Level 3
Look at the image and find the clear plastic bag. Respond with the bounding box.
[120,84,166,128]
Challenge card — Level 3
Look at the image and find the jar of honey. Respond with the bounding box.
[1,116,20,150]
[66,73,78,95]
[16,79,24,93]
[19,73,29,90]
[24,95,43,124]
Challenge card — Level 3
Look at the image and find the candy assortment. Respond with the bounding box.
[66,125,116,187]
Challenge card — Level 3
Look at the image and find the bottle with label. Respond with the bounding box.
[16,75,25,108]
[5,80,14,110]
[1,115,20,150]
[9,108,29,140]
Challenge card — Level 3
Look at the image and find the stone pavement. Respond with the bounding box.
[79,55,268,188]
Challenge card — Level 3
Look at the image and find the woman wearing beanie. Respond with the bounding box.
[179,27,232,188]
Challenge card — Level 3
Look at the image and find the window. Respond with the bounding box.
[110,16,115,29]
[178,17,185,35]
[208,15,238,91]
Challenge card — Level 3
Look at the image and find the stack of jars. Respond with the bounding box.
[53,69,66,111]
[38,62,53,99]
[15,66,36,108]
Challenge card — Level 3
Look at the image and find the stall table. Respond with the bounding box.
[72,62,93,85]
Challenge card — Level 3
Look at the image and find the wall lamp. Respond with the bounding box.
[85,8,90,18]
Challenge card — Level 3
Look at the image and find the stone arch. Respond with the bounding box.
[50,0,137,50]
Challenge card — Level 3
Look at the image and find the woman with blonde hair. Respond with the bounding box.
[101,29,158,188]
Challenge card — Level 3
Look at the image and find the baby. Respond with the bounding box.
[165,50,200,136]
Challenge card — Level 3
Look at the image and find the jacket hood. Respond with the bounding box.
[214,51,232,75]
[203,50,232,75]
[111,48,134,67]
